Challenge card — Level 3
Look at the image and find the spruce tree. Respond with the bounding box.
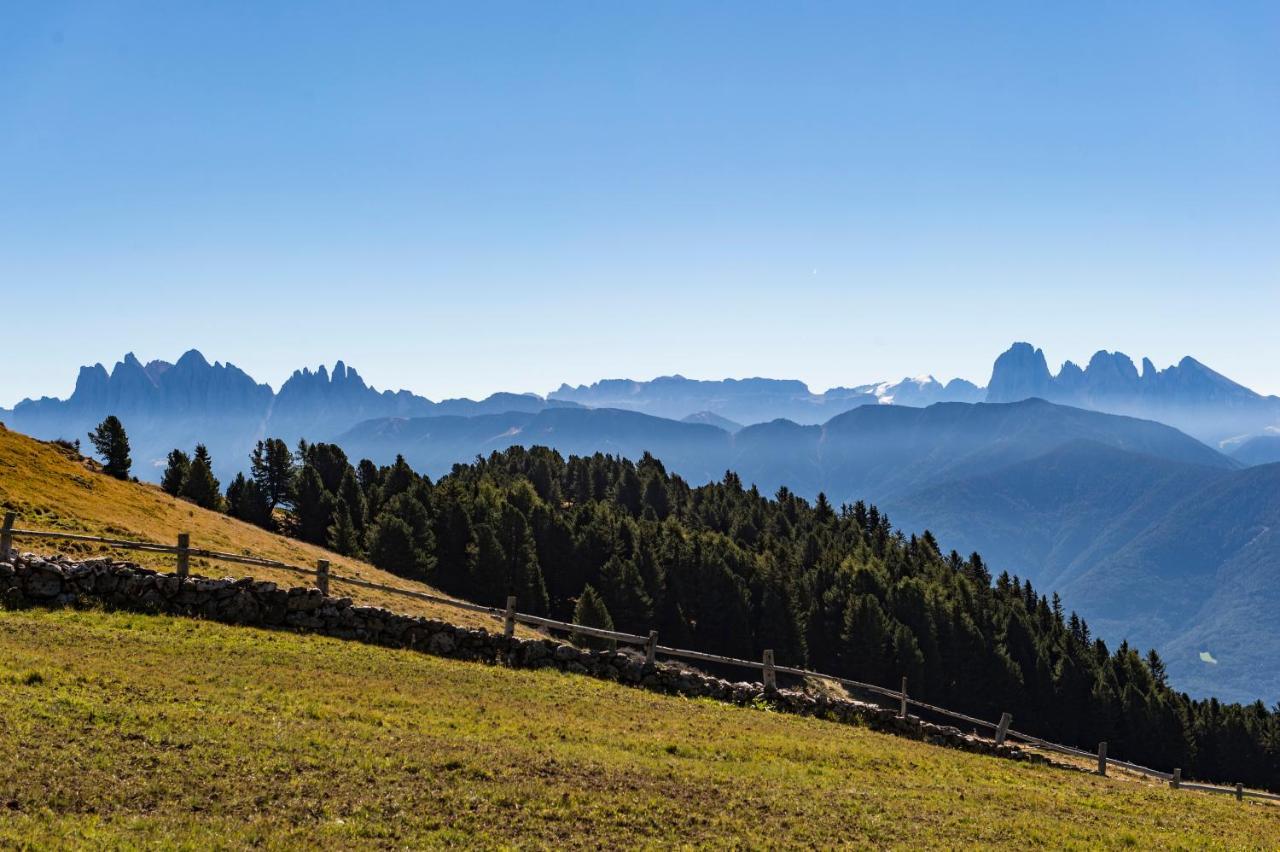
[572,584,616,651]
[294,465,336,545]
[337,469,367,535]
[160,449,190,496]
[180,445,221,510]
[227,473,272,528]
[251,438,295,510]
[365,515,424,578]
[88,416,131,479]
[327,498,362,557]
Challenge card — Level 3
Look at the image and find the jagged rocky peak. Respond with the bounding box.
[986,342,1054,402]
[1083,350,1140,394]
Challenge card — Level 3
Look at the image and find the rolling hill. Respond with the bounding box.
[0,424,507,632]
[3,606,1276,847]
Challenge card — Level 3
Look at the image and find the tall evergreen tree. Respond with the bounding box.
[160,449,190,496]
[251,438,295,510]
[365,515,420,575]
[88,416,131,479]
[327,497,363,557]
[180,445,221,510]
[293,464,336,545]
[226,473,272,528]
[572,584,616,651]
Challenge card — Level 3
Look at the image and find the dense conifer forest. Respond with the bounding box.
[157,434,1278,791]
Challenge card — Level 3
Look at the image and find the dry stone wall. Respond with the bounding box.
[1,552,1049,767]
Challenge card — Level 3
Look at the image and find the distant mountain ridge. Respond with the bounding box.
[5,350,576,480]
[548,374,983,425]
[7,341,1278,479]
[985,342,1280,445]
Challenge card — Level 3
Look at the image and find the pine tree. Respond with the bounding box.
[337,469,367,535]
[366,514,427,578]
[327,498,362,557]
[294,465,336,545]
[160,449,190,496]
[251,438,295,511]
[572,584,616,651]
[88,416,131,479]
[226,473,272,528]
[180,445,221,510]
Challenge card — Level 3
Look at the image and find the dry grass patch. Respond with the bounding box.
[0,425,528,633]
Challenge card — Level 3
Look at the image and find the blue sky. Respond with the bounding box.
[2,2,1278,405]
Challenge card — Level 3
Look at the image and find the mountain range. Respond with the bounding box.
[3,343,1280,702]
[6,342,1276,481]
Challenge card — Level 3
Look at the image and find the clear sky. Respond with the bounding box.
[2,2,1278,406]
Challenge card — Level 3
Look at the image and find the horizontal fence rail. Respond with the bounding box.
[1,510,1274,806]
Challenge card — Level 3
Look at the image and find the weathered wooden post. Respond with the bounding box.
[762,649,776,690]
[1097,741,1108,776]
[995,712,1012,745]
[503,595,517,639]
[1236,783,1244,802]
[1171,768,1181,789]
[644,630,658,667]
[176,533,190,578]
[0,512,14,562]
[316,559,330,595]
[899,677,908,718]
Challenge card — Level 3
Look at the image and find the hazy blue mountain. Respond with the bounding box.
[883,441,1280,703]
[985,342,1280,445]
[338,407,732,483]
[681,411,744,432]
[547,374,981,425]
[339,399,1229,507]
[1227,434,1280,467]
[809,398,1233,506]
[5,351,574,482]
[1058,462,1280,703]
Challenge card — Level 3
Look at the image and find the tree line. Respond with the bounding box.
[87,416,1280,791]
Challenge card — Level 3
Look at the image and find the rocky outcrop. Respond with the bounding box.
[984,342,1280,442]
[985,342,1055,403]
[0,551,1050,767]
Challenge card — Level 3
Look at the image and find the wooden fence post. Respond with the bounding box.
[1171,768,1181,789]
[995,712,1012,745]
[1236,783,1243,802]
[1097,741,1108,776]
[176,533,190,578]
[762,649,776,690]
[644,630,658,667]
[0,511,14,562]
[899,677,908,718]
[316,559,330,595]
[504,595,517,639]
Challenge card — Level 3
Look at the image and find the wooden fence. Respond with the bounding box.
[2,510,1277,806]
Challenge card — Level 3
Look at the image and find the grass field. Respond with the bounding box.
[2,607,1278,849]
[0,425,520,632]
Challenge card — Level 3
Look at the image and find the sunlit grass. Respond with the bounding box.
[1,606,1277,849]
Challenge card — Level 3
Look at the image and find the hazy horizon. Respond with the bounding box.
[3,339,1275,410]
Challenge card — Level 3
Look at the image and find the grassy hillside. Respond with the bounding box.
[2,607,1278,848]
[0,425,508,632]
